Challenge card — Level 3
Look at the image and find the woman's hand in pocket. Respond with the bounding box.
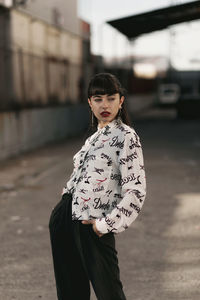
[82,219,103,237]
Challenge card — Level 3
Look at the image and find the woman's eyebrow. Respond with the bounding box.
[93,93,115,97]
[93,95,103,98]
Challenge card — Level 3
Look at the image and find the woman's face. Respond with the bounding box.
[88,93,124,128]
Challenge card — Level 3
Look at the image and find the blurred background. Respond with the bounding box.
[0,0,200,159]
[0,1,200,299]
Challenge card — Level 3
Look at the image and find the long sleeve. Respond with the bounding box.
[95,130,146,234]
[62,169,76,195]
[62,130,100,195]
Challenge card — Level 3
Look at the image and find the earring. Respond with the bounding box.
[91,110,94,126]
[118,107,122,119]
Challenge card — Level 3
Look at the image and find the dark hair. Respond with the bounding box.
[87,73,131,134]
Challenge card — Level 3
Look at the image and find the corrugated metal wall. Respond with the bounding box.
[0,8,83,110]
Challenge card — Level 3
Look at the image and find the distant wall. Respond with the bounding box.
[0,103,89,160]
[10,9,82,105]
[18,0,80,36]
[0,8,83,111]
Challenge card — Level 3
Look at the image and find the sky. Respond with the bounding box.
[78,0,193,24]
[78,0,200,72]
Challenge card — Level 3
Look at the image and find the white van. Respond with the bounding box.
[157,84,180,105]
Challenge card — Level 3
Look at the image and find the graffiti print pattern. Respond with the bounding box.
[63,118,146,234]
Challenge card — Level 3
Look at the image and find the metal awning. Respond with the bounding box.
[107,0,200,39]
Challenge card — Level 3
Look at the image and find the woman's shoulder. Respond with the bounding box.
[115,120,138,139]
[114,122,142,153]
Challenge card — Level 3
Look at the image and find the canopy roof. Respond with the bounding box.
[107,0,200,39]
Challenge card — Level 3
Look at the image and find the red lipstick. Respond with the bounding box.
[100,111,111,117]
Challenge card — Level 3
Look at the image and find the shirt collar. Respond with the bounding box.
[97,117,122,132]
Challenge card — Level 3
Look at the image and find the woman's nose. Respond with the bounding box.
[102,100,109,108]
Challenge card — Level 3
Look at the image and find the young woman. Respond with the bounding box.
[49,73,146,300]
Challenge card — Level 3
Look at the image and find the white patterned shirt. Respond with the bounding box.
[62,118,146,234]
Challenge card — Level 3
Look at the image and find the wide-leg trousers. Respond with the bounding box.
[49,193,126,300]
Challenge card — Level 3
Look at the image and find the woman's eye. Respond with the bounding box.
[108,98,115,101]
[94,99,102,102]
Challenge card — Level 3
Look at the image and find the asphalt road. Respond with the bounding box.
[0,107,200,300]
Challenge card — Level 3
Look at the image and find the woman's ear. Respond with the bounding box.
[88,98,92,108]
[120,96,125,107]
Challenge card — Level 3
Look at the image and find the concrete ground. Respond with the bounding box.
[0,106,200,300]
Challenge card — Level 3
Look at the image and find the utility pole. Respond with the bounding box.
[168,0,179,81]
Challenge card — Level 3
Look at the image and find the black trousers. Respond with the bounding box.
[49,193,126,300]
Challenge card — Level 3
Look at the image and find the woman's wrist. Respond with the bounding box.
[93,221,103,237]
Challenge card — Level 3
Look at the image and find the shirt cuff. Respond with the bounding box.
[95,218,109,234]
[62,187,69,195]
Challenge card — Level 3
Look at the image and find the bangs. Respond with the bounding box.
[88,75,121,98]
